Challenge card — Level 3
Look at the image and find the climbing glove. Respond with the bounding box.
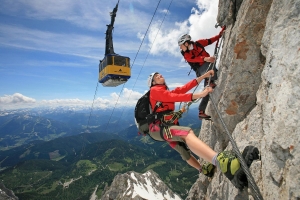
[200,162,215,178]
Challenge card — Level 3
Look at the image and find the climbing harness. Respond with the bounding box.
[159,109,184,139]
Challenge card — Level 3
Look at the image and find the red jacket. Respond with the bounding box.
[149,79,198,113]
[182,34,220,66]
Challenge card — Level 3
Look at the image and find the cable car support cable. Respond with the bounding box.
[102,0,164,133]
[115,0,172,130]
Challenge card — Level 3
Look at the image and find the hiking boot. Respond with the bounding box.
[217,146,260,190]
[217,151,240,181]
[242,145,260,167]
[199,111,211,120]
[206,81,217,89]
[209,82,217,89]
[239,145,260,188]
[217,150,245,190]
[200,162,216,178]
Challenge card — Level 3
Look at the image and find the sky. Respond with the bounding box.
[0,0,222,111]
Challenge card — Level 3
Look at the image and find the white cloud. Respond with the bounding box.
[0,0,155,64]
[0,0,220,67]
[122,88,144,100]
[0,0,112,31]
[42,98,87,104]
[147,0,220,57]
[160,9,170,15]
[0,0,155,33]
[167,82,185,88]
[0,0,221,111]
[147,21,188,57]
[0,89,142,110]
[137,32,145,41]
[0,0,220,60]
[110,88,144,107]
[0,93,36,104]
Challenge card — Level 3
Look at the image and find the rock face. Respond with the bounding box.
[187,0,300,199]
[100,170,182,200]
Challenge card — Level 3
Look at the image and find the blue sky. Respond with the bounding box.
[0,0,221,110]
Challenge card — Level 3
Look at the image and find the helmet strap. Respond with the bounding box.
[188,43,194,50]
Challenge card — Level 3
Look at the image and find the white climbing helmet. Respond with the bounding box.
[147,72,158,88]
[178,34,191,46]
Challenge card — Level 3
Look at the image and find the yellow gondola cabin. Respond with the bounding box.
[98,54,131,87]
[98,0,131,87]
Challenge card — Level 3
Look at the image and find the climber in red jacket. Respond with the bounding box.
[147,70,259,190]
[178,27,225,120]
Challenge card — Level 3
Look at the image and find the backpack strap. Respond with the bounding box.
[195,41,204,48]
[153,102,161,113]
[146,100,163,125]
[148,102,163,124]
[181,42,206,75]
[194,41,209,55]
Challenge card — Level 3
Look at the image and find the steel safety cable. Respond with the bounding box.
[205,29,263,199]
[209,93,264,200]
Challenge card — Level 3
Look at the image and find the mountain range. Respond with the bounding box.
[0,107,202,199]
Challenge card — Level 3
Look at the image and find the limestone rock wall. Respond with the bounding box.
[187,0,300,199]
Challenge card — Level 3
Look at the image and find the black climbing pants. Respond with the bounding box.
[195,62,218,111]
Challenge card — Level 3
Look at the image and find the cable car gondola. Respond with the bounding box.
[98,0,131,87]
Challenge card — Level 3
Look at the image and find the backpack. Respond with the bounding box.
[134,90,161,134]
